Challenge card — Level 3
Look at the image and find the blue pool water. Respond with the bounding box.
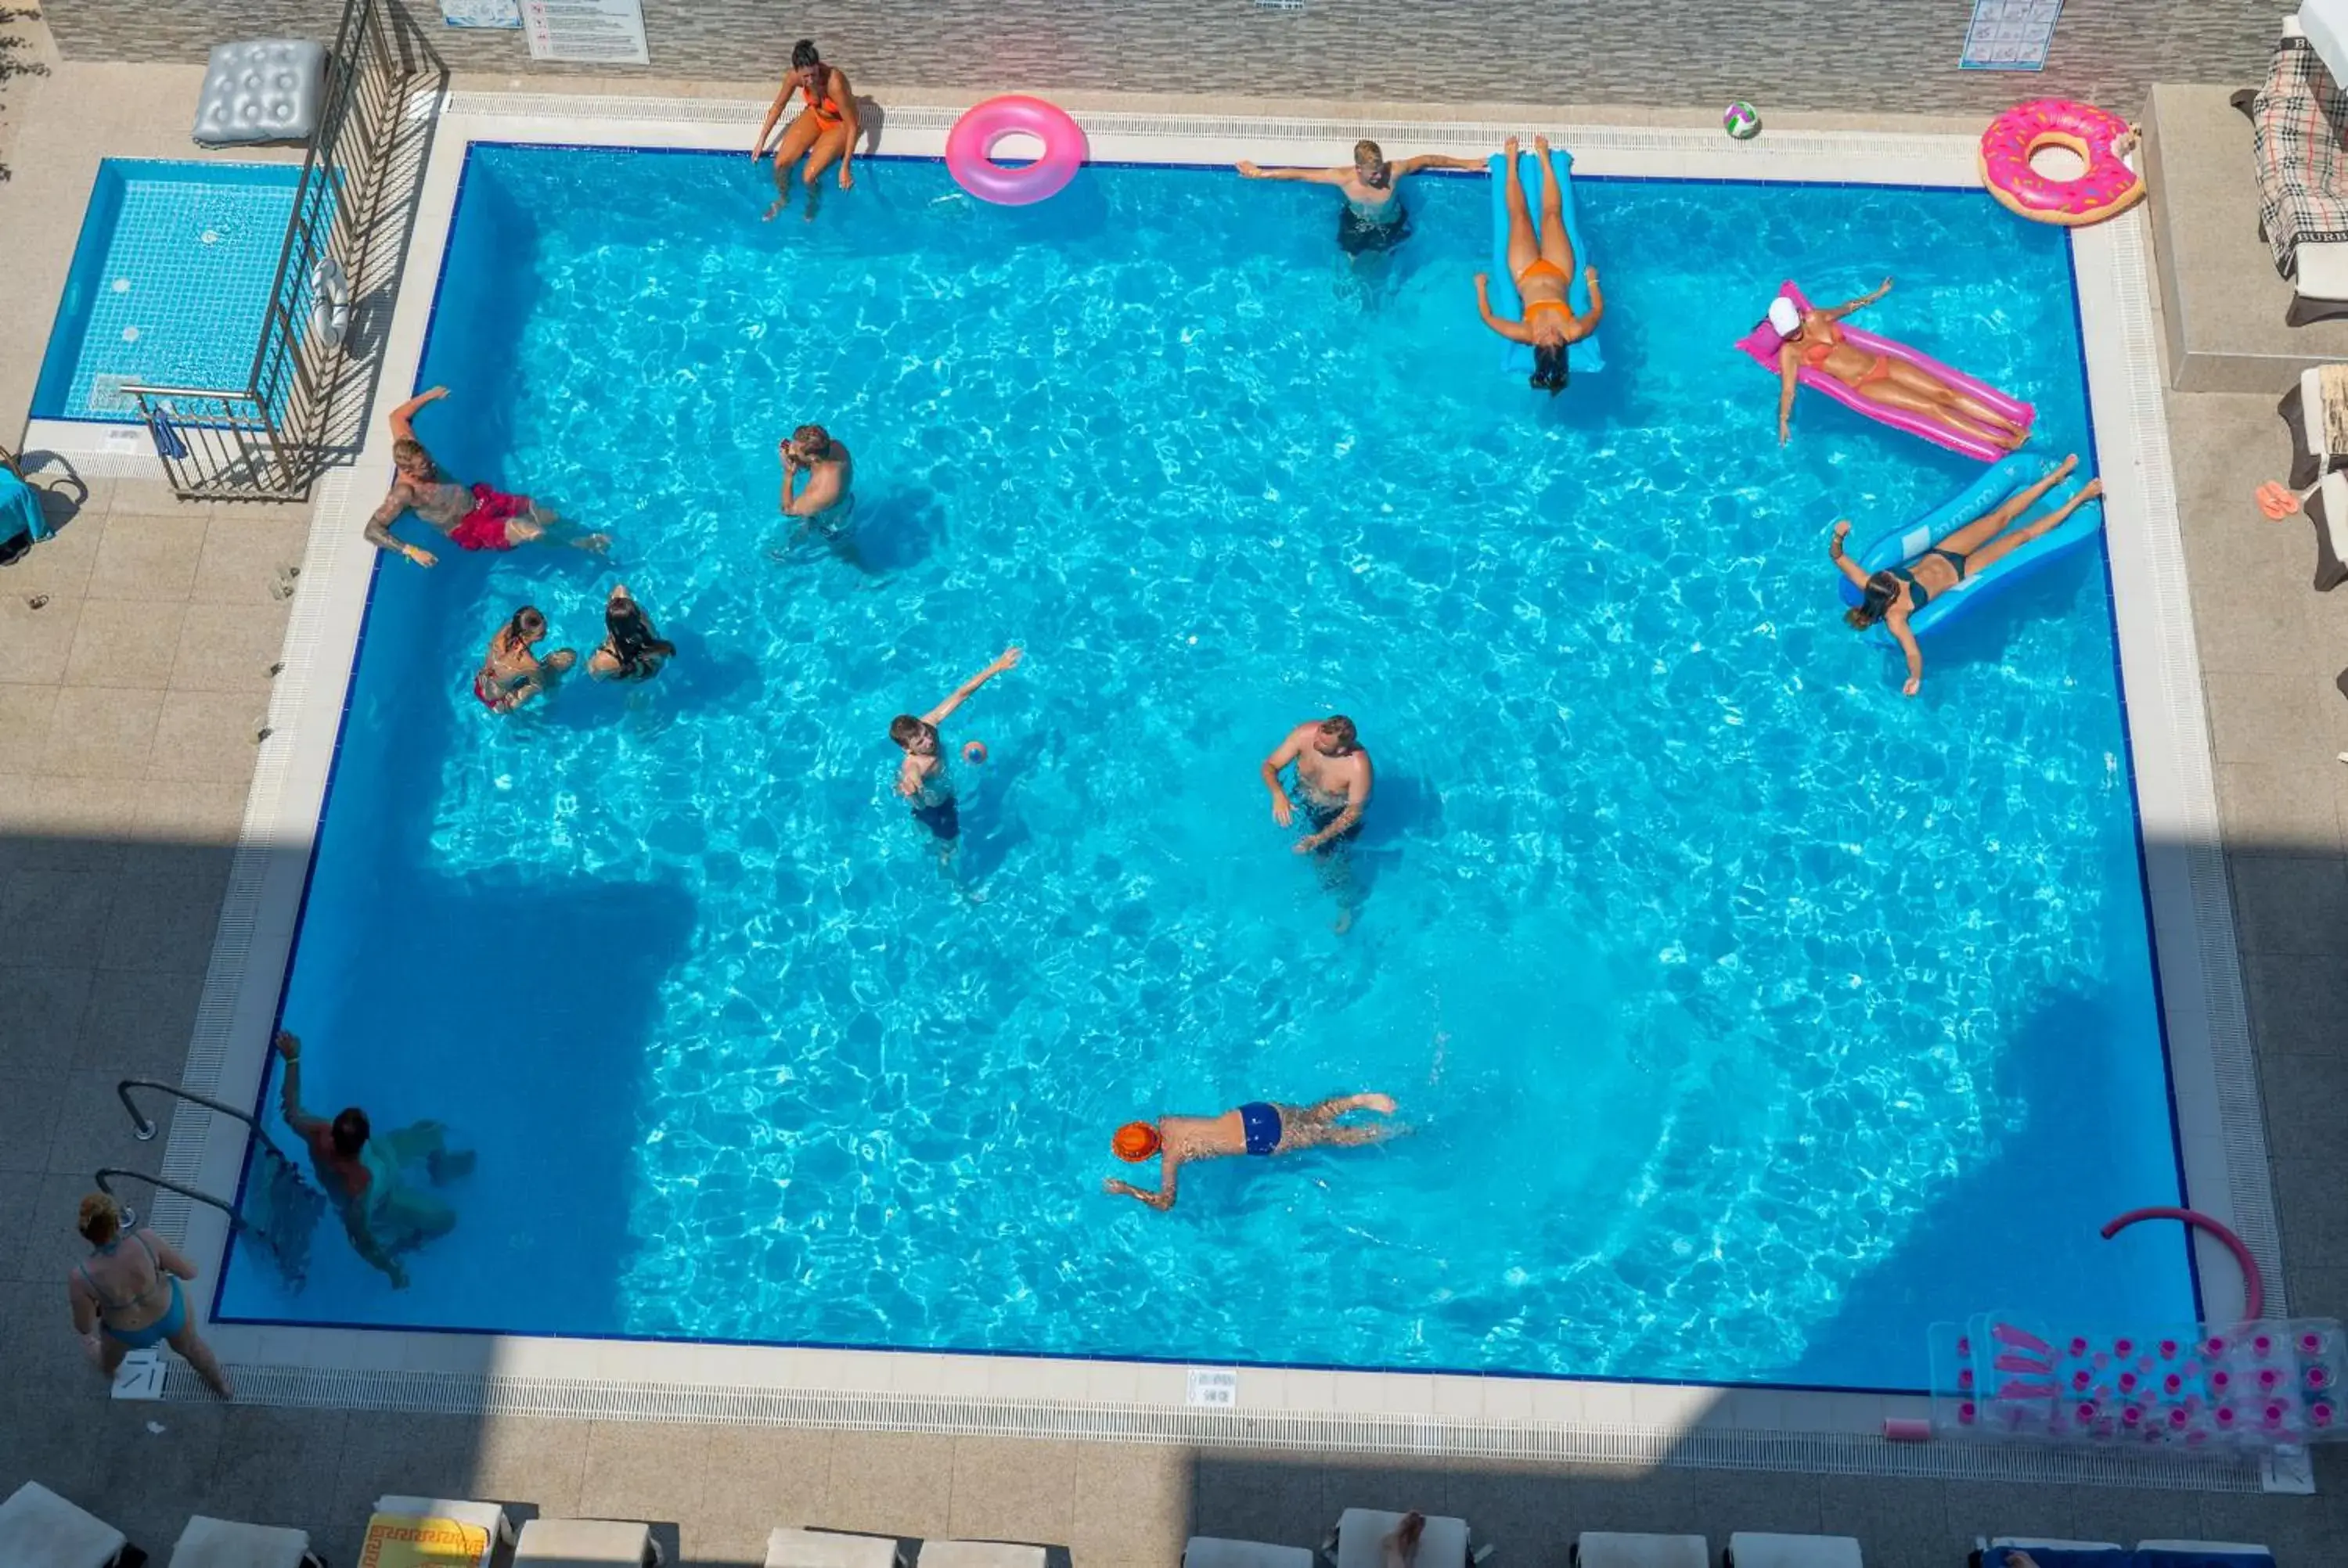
[34,160,299,422]
[218,146,2197,1389]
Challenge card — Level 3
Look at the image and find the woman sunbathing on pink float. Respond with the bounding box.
[1771,282,2030,452]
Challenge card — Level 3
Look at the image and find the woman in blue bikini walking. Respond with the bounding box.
[67,1192,234,1398]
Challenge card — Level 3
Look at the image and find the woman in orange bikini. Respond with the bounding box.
[1771,282,2029,451]
[752,39,859,221]
[1473,137,1603,394]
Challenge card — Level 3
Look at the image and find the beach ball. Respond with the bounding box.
[1723,100,1762,140]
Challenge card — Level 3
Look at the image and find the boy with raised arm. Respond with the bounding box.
[889,646,1022,862]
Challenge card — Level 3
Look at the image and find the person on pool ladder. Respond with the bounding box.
[1474,136,1603,395]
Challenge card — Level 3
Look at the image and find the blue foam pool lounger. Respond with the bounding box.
[1838,453,2101,647]
[1485,146,1605,378]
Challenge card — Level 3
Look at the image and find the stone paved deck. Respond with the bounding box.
[7,50,2348,1568]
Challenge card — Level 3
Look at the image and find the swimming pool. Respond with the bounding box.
[217,144,2196,1390]
[32,159,298,422]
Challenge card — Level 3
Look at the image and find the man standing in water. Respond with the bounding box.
[1104,1094,1404,1212]
[1236,142,1481,259]
[780,423,855,534]
[1261,714,1374,929]
[891,646,1022,865]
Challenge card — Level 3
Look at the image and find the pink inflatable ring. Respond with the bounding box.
[946,95,1087,206]
[1979,99,2143,227]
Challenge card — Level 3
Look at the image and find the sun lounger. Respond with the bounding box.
[1325,1509,1486,1568]
[2242,10,2348,325]
[0,1483,141,1568]
[167,1516,322,1568]
[1187,1537,1315,1568]
[766,1527,909,1568]
[1969,1541,2125,1567]
[916,1543,1049,1568]
[513,1516,664,1565]
[367,1497,515,1568]
[1724,1532,1864,1567]
[2132,1545,2275,1568]
[1568,1534,1708,1568]
[2276,365,2348,588]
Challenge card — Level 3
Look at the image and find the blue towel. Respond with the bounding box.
[0,465,45,545]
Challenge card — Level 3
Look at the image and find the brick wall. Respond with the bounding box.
[44,0,2280,117]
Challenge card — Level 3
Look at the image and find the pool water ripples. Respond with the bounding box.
[218,148,2191,1386]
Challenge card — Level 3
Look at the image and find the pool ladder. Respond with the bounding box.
[97,1079,329,1292]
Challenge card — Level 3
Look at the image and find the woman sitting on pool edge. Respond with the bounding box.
[1770,282,2029,451]
[1832,453,2103,696]
[753,38,859,221]
[1473,136,1602,395]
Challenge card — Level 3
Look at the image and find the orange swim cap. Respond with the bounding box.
[1113,1121,1161,1161]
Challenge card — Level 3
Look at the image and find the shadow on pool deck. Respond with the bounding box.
[6,810,2348,1563]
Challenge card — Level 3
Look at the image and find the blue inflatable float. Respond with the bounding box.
[1485,145,1604,377]
[1837,455,2103,647]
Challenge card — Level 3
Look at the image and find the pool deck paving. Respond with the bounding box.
[7,49,2348,1568]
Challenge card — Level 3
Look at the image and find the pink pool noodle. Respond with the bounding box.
[1882,1417,1932,1442]
[1732,280,2035,462]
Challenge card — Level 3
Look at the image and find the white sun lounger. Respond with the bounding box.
[513,1516,664,1566]
[1188,1537,1316,1568]
[1568,1535,1708,1568]
[767,1526,909,1568]
[2265,8,2348,322]
[367,1497,516,1568]
[917,1543,1048,1568]
[0,1483,139,1568]
[1723,1533,1864,1568]
[1975,1538,2125,1563]
[168,1516,323,1568]
[1325,1510,1486,1568]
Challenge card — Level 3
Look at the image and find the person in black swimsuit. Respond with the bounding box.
[587,584,675,683]
[1236,141,1480,260]
[1831,453,2101,696]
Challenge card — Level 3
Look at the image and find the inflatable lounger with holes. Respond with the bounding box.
[194,39,328,147]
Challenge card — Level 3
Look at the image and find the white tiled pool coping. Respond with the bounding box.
[147,97,2296,1491]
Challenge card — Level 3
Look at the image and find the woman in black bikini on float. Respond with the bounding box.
[1831,453,2102,696]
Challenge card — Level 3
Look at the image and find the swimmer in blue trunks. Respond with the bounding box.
[1104,1092,1403,1212]
[1261,713,1374,930]
[891,645,1023,865]
[67,1191,234,1397]
[1237,142,1482,262]
[1831,453,2101,696]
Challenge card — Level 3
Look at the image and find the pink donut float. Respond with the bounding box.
[1979,99,2143,227]
[945,95,1087,206]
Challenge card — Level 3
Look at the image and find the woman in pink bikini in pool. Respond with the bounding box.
[473,606,574,714]
[1771,281,2030,451]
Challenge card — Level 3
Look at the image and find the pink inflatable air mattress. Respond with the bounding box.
[1734,280,2035,462]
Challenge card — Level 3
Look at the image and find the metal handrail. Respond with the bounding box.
[116,1077,304,1174]
[115,1077,268,1144]
[93,1168,245,1235]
